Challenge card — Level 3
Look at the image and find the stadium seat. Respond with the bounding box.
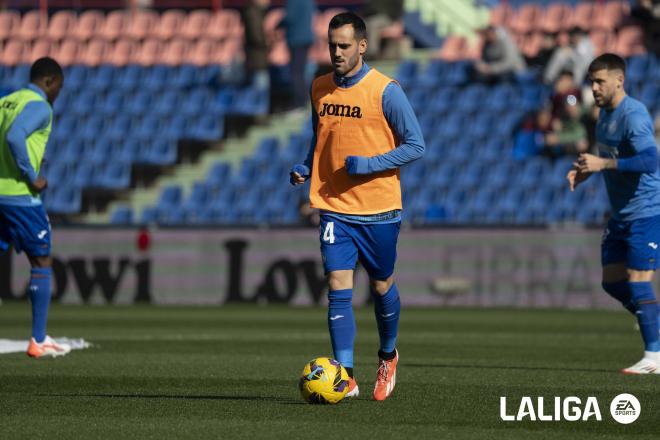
[99,10,127,42]
[125,10,159,41]
[153,10,186,41]
[17,10,45,42]
[47,10,76,42]
[508,4,542,35]
[180,10,212,40]
[107,39,139,66]
[110,206,133,225]
[0,10,20,42]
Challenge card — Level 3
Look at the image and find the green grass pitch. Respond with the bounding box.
[0,304,659,439]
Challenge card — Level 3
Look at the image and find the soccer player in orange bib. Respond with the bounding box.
[290,12,425,401]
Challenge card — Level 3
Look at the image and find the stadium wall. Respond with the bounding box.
[0,227,626,309]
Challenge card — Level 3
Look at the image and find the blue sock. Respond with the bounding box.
[602,281,637,314]
[327,289,355,368]
[373,283,400,354]
[29,268,52,343]
[629,282,660,352]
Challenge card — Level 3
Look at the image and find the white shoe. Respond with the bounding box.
[621,357,660,374]
[345,377,359,398]
[27,336,72,358]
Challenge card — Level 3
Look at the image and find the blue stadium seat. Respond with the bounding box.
[206,162,232,187]
[99,90,124,116]
[115,65,144,92]
[126,90,152,117]
[143,65,172,92]
[140,137,178,165]
[171,64,199,90]
[110,206,133,225]
[98,161,131,189]
[157,185,182,212]
[188,115,223,140]
[88,65,116,92]
[140,206,159,225]
[153,91,180,117]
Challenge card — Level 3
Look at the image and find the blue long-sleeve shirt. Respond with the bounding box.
[0,84,51,206]
[596,95,660,221]
[303,62,425,223]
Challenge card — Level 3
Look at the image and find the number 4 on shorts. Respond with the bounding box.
[323,221,335,244]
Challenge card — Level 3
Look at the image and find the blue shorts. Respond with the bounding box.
[319,214,400,280]
[0,203,51,256]
[601,214,660,271]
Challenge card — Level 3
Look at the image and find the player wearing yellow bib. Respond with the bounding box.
[0,57,68,358]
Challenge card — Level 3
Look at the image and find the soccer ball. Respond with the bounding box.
[298,357,350,404]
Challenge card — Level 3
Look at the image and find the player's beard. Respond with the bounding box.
[334,52,360,76]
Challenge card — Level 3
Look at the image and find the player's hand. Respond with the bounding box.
[576,153,608,173]
[345,156,371,175]
[289,164,310,185]
[30,176,48,193]
[566,167,590,192]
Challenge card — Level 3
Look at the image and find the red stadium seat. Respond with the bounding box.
[125,10,158,41]
[185,39,216,66]
[589,29,616,56]
[152,9,186,41]
[211,38,242,65]
[1,40,28,65]
[132,38,163,66]
[28,38,55,63]
[508,4,541,35]
[179,10,211,41]
[571,1,595,31]
[207,10,243,42]
[539,3,572,34]
[489,3,512,28]
[53,39,82,66]
[0,10,21,42]
[17,10,46,42]
[98,10,127,42]
[71,10,104,41]
[615,25,646,57]
[47,10,76,42]
[80,39,110,66]
[436,35,468,61]
[593,0,630,31]
[161,38,189,66]
[106,39,139,66]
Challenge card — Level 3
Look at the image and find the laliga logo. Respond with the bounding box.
[500,394,641,423]
[500,397,602,421]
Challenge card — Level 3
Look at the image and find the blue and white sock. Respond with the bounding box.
[327,289,355,368]
[629,282,660,352]
[373,283,400,355]
[29,268,52,343]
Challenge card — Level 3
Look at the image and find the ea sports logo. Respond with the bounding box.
[610,394,640,424]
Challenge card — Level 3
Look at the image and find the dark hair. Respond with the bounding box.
[588,53,626,75]
[30,57,63,81]
[328,12,367,41]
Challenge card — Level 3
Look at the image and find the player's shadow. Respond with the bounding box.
[405,363,613,373]
[39,393,306,405]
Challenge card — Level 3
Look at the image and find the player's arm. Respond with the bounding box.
[577,112,658,174]
[290,100,317,186]
[345,82,425,176]
[6,101,51,192]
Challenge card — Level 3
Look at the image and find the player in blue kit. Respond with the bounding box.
[0,57,70,358]
[567,53,660,374]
